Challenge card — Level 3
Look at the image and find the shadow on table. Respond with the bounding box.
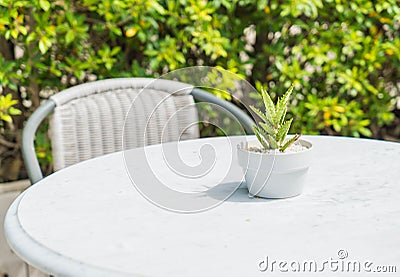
[205,182,277,203]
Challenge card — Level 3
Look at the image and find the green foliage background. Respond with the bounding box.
[0,0,399,181]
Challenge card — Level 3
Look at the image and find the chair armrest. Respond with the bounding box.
[191,88,255,135]
[22,100,56,184]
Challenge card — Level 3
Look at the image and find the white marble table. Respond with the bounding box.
[4,136,400,276]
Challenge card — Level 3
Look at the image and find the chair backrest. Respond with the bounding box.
[49,78,199,170]
[22,77,255,184]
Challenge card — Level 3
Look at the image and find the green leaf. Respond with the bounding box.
[359,119,370,126]
[35,62,48,70]
[39,0,50,11]
[26,33,37,44]
[250,105,269,125]
[280,134,301,152]
[253,126,270,150]
[276,118,292,144]
[144,49,158,56]
[254,125,278,149]
[359,127,372,137]
[110,46,121,56]
[260,87,275,122]
[259,121,275,136]
[110,26,122,36]
[1,114,12,123]
[267,136,278,149]
[149,58,159,69]
[175,52,186,64]
[333,122,341,132]
[39,36,51,54]
[19,25,27,36]
[150,1,167,15]
[65,30,75,45]
[137,31,146,42]
[274,85,293,126]
[10,29,18,39]
[275,105,287,126]
[8,107,21,115]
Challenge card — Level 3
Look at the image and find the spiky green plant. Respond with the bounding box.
[250,85,301,152]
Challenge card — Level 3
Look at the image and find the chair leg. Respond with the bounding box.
[25,263,29,277]
[0,181,31,277]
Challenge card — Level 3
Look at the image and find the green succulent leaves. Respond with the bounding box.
[250,85,300,152]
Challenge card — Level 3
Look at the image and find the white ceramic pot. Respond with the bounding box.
[237,139,312,198]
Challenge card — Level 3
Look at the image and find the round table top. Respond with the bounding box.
[5,135,400,276]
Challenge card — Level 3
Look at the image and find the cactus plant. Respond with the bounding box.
[250,85,301,152]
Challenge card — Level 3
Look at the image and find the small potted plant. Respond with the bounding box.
[237,85,312,198]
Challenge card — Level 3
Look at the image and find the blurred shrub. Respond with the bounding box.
[0,0,399,180]
[0,94,20,123]
[0,92,21,181]
[247,0,399,138]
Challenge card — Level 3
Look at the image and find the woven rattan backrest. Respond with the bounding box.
[49,78,199,170]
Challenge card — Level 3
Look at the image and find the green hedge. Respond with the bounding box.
[0,0,399,181]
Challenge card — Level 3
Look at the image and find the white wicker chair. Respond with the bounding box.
[8,77,254,276]
[22,77,255,184]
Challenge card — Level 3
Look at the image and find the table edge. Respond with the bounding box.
[4,190,142,277]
